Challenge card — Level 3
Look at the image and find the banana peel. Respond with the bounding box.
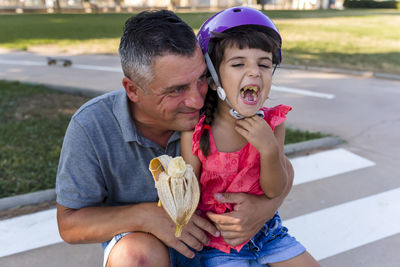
[149,155,200,237]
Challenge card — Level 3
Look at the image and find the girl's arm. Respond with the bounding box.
[235,117,288,199]
[180,130,201,179]
[258,122,289,198]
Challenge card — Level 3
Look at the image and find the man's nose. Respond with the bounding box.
[185,85,205,109]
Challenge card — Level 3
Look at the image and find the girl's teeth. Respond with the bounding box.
[240,86,259,101]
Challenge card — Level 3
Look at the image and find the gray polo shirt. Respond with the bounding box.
[56,89,180,209]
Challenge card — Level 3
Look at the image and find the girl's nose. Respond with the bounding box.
[247,64,260,77]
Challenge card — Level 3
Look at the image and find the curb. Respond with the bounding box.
[284,136,343,156]
[0,189,56,211]
[0,136,342,212]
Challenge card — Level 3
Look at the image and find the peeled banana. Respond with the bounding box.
[149,155,200,237]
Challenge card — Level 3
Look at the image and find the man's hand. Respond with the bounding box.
[205,192,277,247]
[144,204,219,259]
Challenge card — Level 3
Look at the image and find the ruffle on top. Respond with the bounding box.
[192,104,291,253]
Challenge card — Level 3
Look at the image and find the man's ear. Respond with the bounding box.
[122,77,141,103]
[208,77,217,91]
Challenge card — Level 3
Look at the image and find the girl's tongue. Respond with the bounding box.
[243,90,256,101]
[240,86,259,104]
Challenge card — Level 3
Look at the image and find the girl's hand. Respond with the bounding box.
[234,115,279,155]
[206,193,278,246]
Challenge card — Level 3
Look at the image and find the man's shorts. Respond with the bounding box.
[102,232,200,267]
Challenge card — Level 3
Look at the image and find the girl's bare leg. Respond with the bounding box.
[269,251,321,267]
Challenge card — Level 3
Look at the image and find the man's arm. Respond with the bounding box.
[206,151,294,246]
[57,202,219,258]
[57,203,145,244]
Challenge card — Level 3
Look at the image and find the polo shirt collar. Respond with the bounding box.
[113,89,180,147]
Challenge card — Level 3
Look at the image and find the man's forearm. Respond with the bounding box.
[57,202,154,244]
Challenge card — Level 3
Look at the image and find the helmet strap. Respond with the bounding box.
[204,52,221,89]
[272,64,278,76]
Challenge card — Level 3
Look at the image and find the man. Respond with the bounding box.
[56,10,294,267]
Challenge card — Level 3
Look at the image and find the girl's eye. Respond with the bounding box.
[259,64,271,69]
[231,63,244,67]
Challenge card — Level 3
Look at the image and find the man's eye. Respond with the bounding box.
[174,87,184,93]
[169,87,185,96]
[198,75,207,83]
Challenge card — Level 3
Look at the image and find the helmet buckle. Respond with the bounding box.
[217,86,226,101]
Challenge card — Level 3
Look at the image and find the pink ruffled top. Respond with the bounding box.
[192,105,292,253]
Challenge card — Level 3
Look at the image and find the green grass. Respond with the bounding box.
[1,10,399,74]
[275,10,400,73]
[0,81,90,198]
[0,13,130,50]
[285,128,328,145]
[0,80,326,198]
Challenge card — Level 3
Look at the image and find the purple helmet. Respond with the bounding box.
[197,6,282,64]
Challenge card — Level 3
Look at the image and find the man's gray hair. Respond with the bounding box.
[119,10,198,89]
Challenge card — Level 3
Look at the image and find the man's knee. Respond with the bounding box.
[107,232,170,267]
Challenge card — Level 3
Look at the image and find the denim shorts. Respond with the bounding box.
[199,212,306,267]
[101,232,201,267]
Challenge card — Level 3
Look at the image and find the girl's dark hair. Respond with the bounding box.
[199,25,281,157]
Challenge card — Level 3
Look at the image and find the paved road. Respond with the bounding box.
[1,51,399,267]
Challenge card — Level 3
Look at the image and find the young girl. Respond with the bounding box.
[181,7,320,267]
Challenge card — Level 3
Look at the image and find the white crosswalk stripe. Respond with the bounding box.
[0,208,61,257]
[284,188,400,261]
[291,148,375,185]
[271,85,335,99]
[1,148,398,262]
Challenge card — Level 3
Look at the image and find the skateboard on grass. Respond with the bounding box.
[47,57,72,67]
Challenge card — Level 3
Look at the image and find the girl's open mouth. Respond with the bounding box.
[240,86,259,104]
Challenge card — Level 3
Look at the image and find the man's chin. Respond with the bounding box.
[175,117,199,132]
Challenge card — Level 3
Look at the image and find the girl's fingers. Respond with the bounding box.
[234,125,248,138]
[235,118,253,129]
